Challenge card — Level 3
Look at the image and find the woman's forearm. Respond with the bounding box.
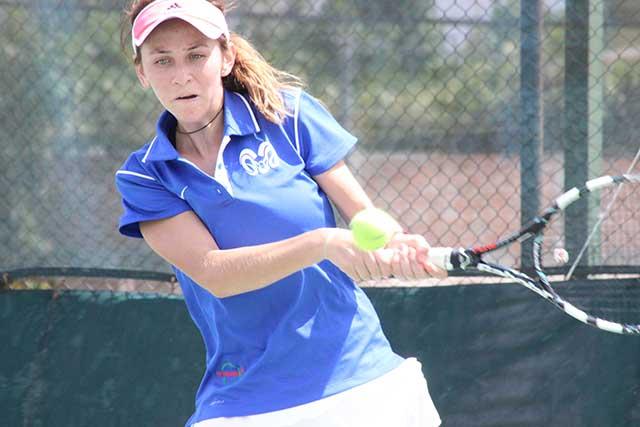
[200,228,328,298]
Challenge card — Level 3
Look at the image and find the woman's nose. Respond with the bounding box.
[172,66,193,85]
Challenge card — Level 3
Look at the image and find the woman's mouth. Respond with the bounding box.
[177,94,198,101]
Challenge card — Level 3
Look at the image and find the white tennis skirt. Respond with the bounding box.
[192,358,441,427]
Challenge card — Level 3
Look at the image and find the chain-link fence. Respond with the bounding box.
[1,0,639,278]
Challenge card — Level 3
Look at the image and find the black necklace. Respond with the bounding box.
[175,107,223,135]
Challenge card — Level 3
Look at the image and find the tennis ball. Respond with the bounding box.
[553,247,569,264]
[349,208,400,251]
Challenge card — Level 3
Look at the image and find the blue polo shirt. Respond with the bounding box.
[115,90,403,425]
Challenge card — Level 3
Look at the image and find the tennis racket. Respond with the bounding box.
[428,174,640,335]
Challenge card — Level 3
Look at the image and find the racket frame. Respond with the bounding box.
[430,174,640,335]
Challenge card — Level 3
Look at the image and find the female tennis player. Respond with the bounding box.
[116,1,442,426]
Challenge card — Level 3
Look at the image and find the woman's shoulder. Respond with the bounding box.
[116,138,158,175]
[280,87,304,107]
[280,88,324,114]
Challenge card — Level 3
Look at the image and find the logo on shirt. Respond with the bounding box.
[239,141,280,176]
[216,361,245,385]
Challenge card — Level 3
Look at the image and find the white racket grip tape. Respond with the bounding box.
[555,188,580,210]
[586,175,614,192]
[429,247,455,271]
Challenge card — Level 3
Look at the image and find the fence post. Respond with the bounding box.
[564,0,604,272]
[520,0,544,269]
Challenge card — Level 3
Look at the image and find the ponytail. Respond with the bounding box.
[221,34,303,124]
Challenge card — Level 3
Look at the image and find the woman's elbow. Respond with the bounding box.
[186,272,231,298]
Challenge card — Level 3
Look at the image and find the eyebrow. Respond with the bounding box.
[149,42,210,55]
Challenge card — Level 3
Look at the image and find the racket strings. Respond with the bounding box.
[543,174,640,328]
[565,150,640,279]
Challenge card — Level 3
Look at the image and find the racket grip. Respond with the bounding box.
[429,247,466,271]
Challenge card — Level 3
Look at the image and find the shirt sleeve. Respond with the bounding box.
[114,156,191,239]
[295,91,358,176]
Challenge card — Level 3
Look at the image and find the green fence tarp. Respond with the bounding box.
[2,282,639,426]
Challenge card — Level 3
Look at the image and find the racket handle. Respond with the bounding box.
[429,247,467,271]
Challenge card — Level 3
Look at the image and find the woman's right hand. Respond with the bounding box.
[322,228,396,282]
[323,228,391,282]
[322,228,446,282]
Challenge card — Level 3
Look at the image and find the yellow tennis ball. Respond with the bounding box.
[349,208,399,251]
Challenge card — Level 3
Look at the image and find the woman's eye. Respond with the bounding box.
[190,53,205,60]
[155,58,171,65]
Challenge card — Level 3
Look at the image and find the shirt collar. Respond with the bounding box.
[142,90,261,163]
[223,90,261,137]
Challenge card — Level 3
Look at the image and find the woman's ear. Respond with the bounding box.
[221,43,236,78]
[135,61,151,89]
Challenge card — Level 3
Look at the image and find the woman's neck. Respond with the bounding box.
[177,125,223,157]
[174,106,225,159]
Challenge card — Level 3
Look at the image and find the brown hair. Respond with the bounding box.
[120,0,303,124]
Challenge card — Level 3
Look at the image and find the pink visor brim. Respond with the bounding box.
[131,0,229,53]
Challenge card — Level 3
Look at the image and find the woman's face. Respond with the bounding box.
[135,18,234,128]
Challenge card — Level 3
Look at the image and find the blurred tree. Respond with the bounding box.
[1,0,639,271]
